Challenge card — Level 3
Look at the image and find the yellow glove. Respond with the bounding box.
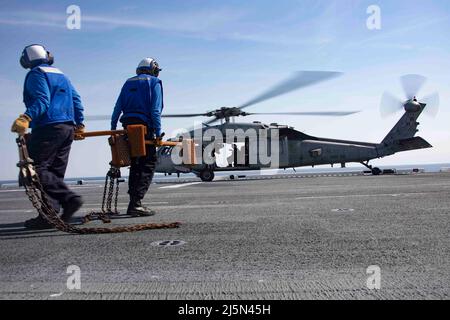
[74,124,85,141]
[11,114,32,135]
[155,132,165,146]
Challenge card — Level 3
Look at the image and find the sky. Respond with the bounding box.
[0,0,449,180]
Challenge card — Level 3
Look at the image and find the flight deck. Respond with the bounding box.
[0,173,449,299]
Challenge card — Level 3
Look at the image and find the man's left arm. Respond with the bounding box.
[69,81,86,140]
[11,70,50,135]
[70,81,84,126]
[151,82,163,137]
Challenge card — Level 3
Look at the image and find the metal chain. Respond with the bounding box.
[17,137,180,234]
[114,176,120,214]
[84,167,118,224]
[100,173,109,213]
[106,173,114,214]
[31,176,180,233]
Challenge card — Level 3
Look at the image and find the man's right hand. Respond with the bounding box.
[11,114,32,135]
[155,132,165,146]
[74,124,85,140]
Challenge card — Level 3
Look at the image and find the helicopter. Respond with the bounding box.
[87,72,439,182]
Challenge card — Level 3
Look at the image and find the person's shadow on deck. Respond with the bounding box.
[0,214,147,239]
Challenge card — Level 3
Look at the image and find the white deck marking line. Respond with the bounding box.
[295,192,432,200]
[71,185,104,189]
[0,185,103,193]
[0,209,34,213]
[159,182,202,189]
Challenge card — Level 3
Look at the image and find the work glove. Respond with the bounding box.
[155,132,165,146]
[11,114,32,136]
[74,124,85,141]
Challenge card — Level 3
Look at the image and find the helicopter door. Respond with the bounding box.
[244,137,250,166]
[279,136,289,167]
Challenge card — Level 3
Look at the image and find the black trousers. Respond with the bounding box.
[27,123,78,212]
[122,119,157,202]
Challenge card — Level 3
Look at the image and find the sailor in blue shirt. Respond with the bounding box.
[111,58,163,217]
[11,44,85,229]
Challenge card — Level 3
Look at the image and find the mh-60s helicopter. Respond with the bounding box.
[88,72,439,181]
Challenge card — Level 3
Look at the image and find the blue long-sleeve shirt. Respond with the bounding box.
[111,74,163,136]
[23,64,84,129]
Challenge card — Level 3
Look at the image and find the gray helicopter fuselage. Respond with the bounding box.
[155,124,380,173]
[156,104,432,176]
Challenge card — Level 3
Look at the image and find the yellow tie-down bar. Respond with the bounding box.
[79,125,196,168]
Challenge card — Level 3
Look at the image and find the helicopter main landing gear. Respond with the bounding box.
[360,161,382,176]
[197,169,215,182]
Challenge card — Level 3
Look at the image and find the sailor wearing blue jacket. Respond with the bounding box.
[11,44,85,229]
[111,58,163,217]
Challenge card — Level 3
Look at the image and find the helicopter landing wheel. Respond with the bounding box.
[371,167,382,176]
[198,169,215,182]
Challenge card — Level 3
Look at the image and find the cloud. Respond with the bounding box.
[0,6,338,46]
[0,8,245,34]
[0,18,63,28]
[347,14,450,50]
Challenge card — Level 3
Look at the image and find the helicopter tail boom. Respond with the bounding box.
[378,103,432,157]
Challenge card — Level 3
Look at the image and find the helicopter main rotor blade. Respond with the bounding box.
[422,92,440,117]
[380,92,404,118]
[204,118,220,125]
[162,113,207,118]
[245,111,359,116]
[84,113,208,121]
[400,74,427,99]
[237,71,342,110]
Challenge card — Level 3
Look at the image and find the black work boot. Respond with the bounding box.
[61,196,84,222]
[24,216,53,230]
[127,199,156,217]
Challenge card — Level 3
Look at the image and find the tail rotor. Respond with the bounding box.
[380,74,439,118]
[400,74,427,100]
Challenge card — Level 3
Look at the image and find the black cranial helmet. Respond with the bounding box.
[136,57,162,77]
[20,44,54,69]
